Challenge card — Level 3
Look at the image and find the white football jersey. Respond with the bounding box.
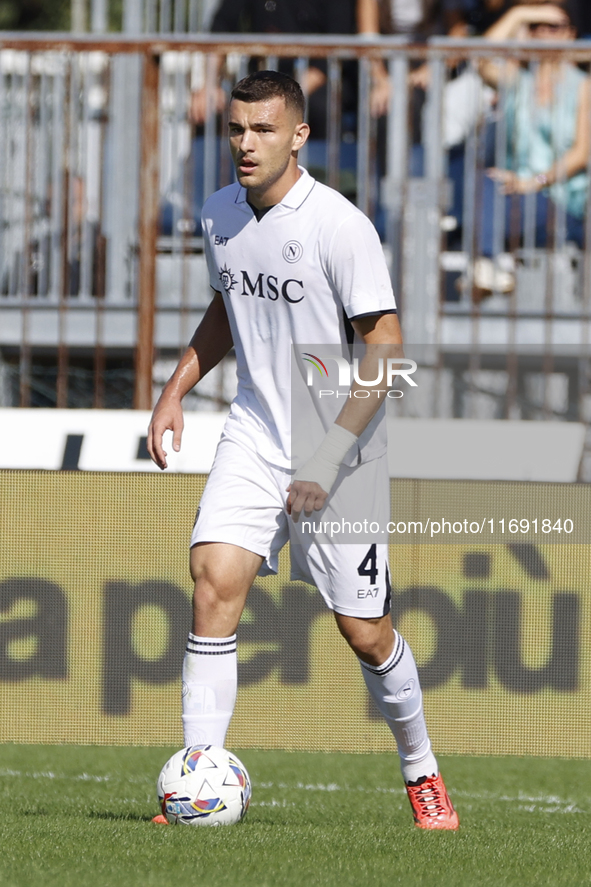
[201,168,397,469]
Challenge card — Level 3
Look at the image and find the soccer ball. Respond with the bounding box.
[157,745,251,826]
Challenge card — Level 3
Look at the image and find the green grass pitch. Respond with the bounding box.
[0,745,590,887]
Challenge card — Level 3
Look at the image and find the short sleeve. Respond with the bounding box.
[326,212,396,319]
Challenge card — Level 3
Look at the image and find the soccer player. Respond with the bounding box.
[147,70,458,830]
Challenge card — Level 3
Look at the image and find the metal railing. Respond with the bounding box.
[1,33,591,431]
[71,0,217,34]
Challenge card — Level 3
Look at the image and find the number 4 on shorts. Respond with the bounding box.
[357,543,378,585]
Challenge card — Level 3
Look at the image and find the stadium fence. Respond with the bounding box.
[1,35,591,437]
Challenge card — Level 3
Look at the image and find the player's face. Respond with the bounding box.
[228,97,309,207]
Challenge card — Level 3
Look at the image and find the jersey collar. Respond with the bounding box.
[235,166,315,211]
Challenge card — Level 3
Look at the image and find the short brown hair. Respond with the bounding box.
[231,70,305,121]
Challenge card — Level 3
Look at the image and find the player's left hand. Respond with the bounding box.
[286,480,328,521]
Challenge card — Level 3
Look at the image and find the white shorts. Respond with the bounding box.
[191,435,391,619]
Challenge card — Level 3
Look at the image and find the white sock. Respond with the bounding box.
[359,631,438,784]
[181,633,237,748]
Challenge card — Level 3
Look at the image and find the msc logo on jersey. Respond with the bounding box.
[220,265,305,303]
[219,265,237,293]
[282,240,303,263]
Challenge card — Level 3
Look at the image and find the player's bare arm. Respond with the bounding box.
[147,291,233,470]
[287,312,403,518]
[334,312,403,435]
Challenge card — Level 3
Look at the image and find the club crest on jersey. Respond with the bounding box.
[219,264,237,294]
[282,240,303,263]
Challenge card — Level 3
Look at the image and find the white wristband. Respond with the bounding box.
[293,424,358,495]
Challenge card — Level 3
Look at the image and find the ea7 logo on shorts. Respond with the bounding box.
[282,240,303,263]
[357,587,380,599]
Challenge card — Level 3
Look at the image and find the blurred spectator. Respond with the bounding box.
[463,2,590,296]
[357,0,452,114]
[0,0,69,30]
[191,0,357,137]
[161,0,359,235]
[452,0,515,35]
[519,0,591,38]
[356,0,499,115]
[478,3,589,254]
[357,0,497,243]
[357,0,478,39]
[430,0,591,38]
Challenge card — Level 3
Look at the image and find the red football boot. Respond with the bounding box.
[405,773,459,830]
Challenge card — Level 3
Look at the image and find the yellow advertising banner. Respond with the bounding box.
[0,471,590,756]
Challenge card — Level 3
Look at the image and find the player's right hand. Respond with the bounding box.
[286,480,329,521]
[147,396,184,470]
